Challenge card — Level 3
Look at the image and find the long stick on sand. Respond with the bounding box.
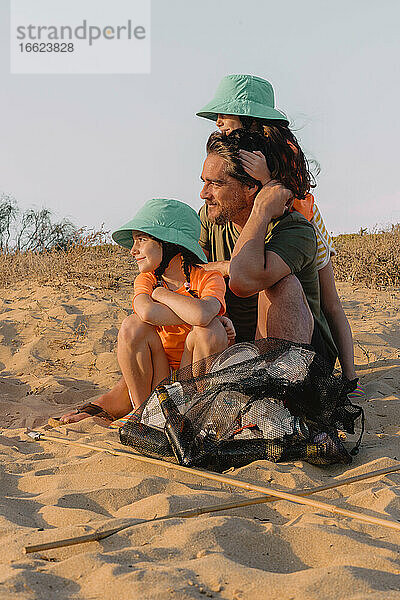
[25,432,400,540]
[24,460,400,554]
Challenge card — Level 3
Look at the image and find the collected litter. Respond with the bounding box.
[120,339,364,471]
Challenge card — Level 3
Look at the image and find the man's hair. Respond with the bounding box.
[206,126,314,199]
[206,130,264,191]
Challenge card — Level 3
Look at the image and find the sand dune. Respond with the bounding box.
[0,281,399,599]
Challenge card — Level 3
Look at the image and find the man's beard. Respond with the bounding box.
[213,213,229,226]
[206,193,248,226]
[207,205,229,226]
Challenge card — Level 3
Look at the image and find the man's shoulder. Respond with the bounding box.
[265,210,317,273]
[279,210,313,227]
[269,211,315,236]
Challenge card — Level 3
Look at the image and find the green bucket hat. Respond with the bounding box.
[196,74,289,124]
[112,198,208,264]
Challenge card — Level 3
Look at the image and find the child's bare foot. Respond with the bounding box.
[59,410,95,424]
[57,378,132,425]
[59,402,114,424]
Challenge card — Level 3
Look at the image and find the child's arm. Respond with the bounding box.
[318,261,357,380]
[239,150,271,185]
[134,293,186,326]
[151,287,222,327]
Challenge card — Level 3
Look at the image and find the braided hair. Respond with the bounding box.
[152,238,200,297]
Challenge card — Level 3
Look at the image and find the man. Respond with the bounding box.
[199,130,337,368]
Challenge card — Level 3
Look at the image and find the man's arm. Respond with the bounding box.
[151,287,222,327]
[229,182,293,297]
[134,294,186,326]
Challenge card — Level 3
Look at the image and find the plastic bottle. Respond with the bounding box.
[119,420,176,462]
[193,438,286,471]
[156,385,197,465]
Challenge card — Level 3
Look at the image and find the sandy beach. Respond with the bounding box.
[0,280,399,599]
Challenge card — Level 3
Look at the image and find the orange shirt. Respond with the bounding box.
[133,266,226,369]
[292,193,314,222]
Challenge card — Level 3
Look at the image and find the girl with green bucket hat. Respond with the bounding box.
[197,74,363,395]
[197,74,330,261]
[60,198,232,425]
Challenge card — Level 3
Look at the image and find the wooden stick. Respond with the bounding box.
[24,461,400,554]
[25,433,400,537]
[25,523,141,554]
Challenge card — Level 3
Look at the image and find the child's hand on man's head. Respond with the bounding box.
[239,150,271,186]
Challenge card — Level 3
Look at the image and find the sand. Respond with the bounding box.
[0,280,399,600]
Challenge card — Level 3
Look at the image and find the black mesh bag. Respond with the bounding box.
[119,338,364,471]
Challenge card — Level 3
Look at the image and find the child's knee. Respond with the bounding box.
[118,314,155,347]
[193,317,228,349]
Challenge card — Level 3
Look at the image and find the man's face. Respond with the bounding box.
[200,154,254,226]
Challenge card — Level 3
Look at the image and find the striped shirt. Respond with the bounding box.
[311,203,336,270]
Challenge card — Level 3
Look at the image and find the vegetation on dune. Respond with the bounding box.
[0,192,79,252]
[332,224,400,288]
[0,192,137,289]
[0,234,137,290]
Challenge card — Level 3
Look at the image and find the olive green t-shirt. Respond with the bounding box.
[199,204,337,365]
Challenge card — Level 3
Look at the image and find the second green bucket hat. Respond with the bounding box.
[112,198,208,264]
[196,74,289,124]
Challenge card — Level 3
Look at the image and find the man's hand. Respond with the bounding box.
[218,315,236,344]
[254,181,294,220]
[229,179,293,297]
[201,260,230,278]
[239,150,271,186]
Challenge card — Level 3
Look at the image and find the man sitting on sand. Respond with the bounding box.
[199,129,337,368]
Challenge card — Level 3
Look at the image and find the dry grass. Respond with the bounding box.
[332,224,400,288]
[0,224,398,291]
[0,236,137,290]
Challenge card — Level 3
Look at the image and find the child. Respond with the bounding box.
[196,74,364,397]
[60,198,231,424]
[197,74,334,271]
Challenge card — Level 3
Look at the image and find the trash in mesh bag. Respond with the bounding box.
[241,397,296,440]
[119,421,177,462]
[140,381,188,430]
[119,338,364,471]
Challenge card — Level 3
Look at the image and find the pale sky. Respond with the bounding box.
[1,0,399,235]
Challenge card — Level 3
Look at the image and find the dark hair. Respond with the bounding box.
[240,116,317,198]
[207,122,315,199]
[152,238,200,297]
[206,130,263,191]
